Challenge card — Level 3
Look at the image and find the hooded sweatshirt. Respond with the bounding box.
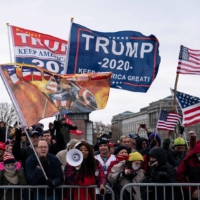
[177,140,200,193]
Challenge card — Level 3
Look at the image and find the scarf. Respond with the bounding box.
[4,168,19,184]
[116,155,129,162]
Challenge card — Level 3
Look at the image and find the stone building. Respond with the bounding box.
[111,96,200,142]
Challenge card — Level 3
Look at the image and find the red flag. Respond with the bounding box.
[64,115,83,135]
[70,130,84,136]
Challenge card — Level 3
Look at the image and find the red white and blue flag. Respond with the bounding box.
[66,22,161,93]
[171,89,200,127]
[157,109,181,131]
[176,45,200,75]
[10,25,68,74]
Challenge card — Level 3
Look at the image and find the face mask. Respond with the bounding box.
[132,164,139,171]
[149,161,158,167]
[5,166,16,171]
[116,155,129,162]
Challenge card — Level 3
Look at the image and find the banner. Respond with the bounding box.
[10,25,67,74]
[66,23,161,93]
[0,64,112,127]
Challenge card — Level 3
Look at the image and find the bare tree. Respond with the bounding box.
[0,103,19,126]
[93,121,122,143]
[93,121,111,142]
[111,124,122,143]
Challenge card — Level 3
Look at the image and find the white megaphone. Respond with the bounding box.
[66,149,83,167]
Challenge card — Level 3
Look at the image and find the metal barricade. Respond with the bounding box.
[120,183,200,200]
[0,184,115,200]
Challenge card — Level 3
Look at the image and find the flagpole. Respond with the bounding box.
[24,129,48,180]
[5,125,8,143]
[174,105,189,148]
[6,23,12,62]
[173,73,179,111]
[63,17,74,75]
[155,108,161,138]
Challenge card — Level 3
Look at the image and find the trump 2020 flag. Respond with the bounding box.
[157,109,181,131]
[0,64,111,127]
[66,23,161,93]
[10,25,67,74]
[171,88,200,127]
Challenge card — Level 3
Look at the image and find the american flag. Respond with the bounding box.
[176,45,200,75]
[157,109,182,131]
[172,89,200,127]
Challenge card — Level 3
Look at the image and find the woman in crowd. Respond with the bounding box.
[108,151,144,200]
[0,152,27,200]
[107,145,129,177]
[64,141,106,200]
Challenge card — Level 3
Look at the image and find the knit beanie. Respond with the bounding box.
[174,137,186,146]
[3,152,16,165]
[114,146,128,155]
[129,152,144,162]
[98,139,110,149]
[69,139,79,148]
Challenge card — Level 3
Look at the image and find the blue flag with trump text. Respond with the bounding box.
[66,23,161,93]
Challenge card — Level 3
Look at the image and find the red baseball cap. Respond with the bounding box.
[0,142,6,150]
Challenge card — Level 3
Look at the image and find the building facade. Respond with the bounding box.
[111,96,200,141]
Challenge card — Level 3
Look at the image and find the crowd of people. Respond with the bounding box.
[0,119,199,200]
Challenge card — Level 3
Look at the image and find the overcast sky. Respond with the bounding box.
[0,0,200,128]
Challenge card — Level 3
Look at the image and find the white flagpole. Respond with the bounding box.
[6,23,12,62]
[170,88,188,148]
[24,129,48,180]
[5,125,8,143]
[62,17,74,75]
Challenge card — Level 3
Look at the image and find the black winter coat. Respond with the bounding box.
[25,153,63,197]
[0,127,6,142]
[142,147,179,200]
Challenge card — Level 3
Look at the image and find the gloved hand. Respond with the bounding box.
[53,120,60,133]
[16,162,22,170]
[39,156,49,169]
[15,128,22,141]
[180,126,185,134]
[128,172,137,180]
[46,179,55,189]
[73,125,77,130]
[150,139,157,149]
[157,172,169,182]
